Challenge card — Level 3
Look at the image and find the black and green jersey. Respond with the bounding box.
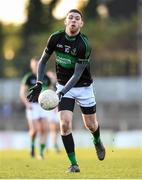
[22,72,51,92]
[45,30,92,87]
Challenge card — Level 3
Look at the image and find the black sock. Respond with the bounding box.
[61,133,77,165]
[92,125,101,144]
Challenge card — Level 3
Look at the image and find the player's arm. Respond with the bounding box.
[27,34,56,102]
[27,50,51,102]
[37,49,50,83]
[20,74,32,107]
[20,84,31,108]
[37,32,58,83]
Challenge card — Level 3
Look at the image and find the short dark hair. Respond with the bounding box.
[67,9,83,18]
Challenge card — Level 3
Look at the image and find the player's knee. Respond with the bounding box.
[29,129,36,137]
[60,121,70,134]
[39,128,47,134]
[85,123,96,132]
[61,124,69,134]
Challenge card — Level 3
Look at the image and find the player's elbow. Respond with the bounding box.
[73,74,81,82]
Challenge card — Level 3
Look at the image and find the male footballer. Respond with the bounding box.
[27,9,105,172]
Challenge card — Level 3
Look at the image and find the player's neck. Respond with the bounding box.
[65,29,80,37]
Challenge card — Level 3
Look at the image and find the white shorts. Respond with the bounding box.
[45,107,59,123]
[56,83,96,107]
[26,103,51,121]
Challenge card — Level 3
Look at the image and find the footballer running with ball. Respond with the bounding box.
[27,9,105,173]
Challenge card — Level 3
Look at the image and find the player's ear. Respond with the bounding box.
[64,19,67,26]
[80,20,84,28]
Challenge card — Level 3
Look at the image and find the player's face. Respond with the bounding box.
[30,59,38,74]
[64,12,83,35]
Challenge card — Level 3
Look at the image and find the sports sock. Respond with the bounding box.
[61,133,77,165]
[92,126,101,145]
[40,143,46,156]
[54,143,60,152]
[31,138,35,149]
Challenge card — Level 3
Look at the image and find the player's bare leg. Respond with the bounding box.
[28,120,37,158]
[37,119,48,160]
[49,122,60,153]
[59,110,80,173]
[82,113,105,160]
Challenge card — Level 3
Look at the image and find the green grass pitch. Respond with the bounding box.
[0,148,142,179]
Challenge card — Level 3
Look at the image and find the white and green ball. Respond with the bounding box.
[38,89,59,110]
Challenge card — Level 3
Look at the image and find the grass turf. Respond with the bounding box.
[0,148,142,179]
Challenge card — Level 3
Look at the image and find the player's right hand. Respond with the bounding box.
[27,82,42,102]
[57,91,64,102]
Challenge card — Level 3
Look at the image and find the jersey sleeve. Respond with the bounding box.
[45,33,58,55]
[77,35,91,64]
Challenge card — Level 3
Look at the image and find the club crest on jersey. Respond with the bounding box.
[31,79,36,84]
[57,44,63,48]
[71,48,77,56]
[65,45,71,53]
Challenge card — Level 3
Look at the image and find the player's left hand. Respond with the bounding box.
[27,82,42,102]
[57,91,64,102]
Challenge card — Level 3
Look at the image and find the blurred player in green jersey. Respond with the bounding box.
[20,57,51,160]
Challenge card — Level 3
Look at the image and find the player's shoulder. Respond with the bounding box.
[21,72,32,84]
[48,30,64,45]
[50,30,64,38]
[79,32,88,39]
[23,72,32,79]
[79,33,90,46]
[78,33,91,51]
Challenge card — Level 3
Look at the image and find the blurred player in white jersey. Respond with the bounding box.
[46,70,60,152]
[20,57,51,159]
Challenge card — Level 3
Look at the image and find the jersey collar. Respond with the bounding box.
[65,31,80,41]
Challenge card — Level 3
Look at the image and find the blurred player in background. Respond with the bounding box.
[47,71,57,90]
[27,9,105,172]
[20,57,51,159]
[46,71,60,152]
